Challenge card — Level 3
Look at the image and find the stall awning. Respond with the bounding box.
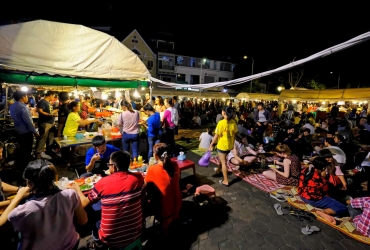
[279,88,370,102]
[0,71,149,89]
[0,20,151,81]
[236,92,279,100]
[152,89,230,99]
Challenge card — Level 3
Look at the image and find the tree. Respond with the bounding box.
[288,69,304,88]
[307,79,326,90]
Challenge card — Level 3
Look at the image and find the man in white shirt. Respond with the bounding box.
[301,120,315,134]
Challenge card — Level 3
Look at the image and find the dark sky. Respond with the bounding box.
[2,2,370,88]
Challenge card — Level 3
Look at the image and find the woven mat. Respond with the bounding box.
[271,187,370,245]
[210,156,284,193]
[177,138,217,157]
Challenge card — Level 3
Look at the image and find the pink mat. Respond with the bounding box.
[210,156,284,192]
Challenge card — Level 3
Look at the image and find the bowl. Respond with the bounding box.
[303,160,310,165]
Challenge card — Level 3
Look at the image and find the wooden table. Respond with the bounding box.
[55,136,121,148]
[171,158,196,178]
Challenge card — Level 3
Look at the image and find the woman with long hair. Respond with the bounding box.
[209,106,238,186]
[298,157,348,224]
[142,103,161,160]
[154,96,166,113]
[7,160,87,250]
[262,144,301,186]
[145,143,182,232]
[118,100,140,158]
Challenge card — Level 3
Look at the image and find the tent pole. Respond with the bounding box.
[149,84,153,106]
[4,84,9,118]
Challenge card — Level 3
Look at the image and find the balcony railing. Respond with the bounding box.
[159,65,174,70]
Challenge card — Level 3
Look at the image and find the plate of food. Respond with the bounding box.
[268,165,279,169]
[80,183,94,192]
[85,175,102,184]
[85,132,98,139]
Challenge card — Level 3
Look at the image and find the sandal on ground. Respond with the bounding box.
[219,180,229,186]
[270,193,286,202]
[301,225,320,235]
[274,203,284,215]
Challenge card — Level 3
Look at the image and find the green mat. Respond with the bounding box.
[176,138,217,157]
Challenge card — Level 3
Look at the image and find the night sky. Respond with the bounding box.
[2,3,370,90]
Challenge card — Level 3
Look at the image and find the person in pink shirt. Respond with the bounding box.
[118,100,140,158]
[162,98,176,156]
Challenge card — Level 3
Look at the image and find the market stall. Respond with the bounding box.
[152,89,230,99]
[0,20,151,116]
[236,92,279,101]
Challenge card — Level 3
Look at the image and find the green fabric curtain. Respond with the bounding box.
[0,72,149,88]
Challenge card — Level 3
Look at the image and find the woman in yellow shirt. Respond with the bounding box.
[209,107,237,186]
[63,101,97,136]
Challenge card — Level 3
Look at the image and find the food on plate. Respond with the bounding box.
[268,165,278,169]
[85,175,101,184]
[80,184,94,191]
[74,178,85,186]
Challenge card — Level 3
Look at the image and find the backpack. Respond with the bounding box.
[171,107,179,126]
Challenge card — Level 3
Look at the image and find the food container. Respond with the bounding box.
[85,132,98,139]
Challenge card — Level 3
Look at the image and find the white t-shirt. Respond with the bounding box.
[193,116,201,125]
[302,123,315,134]
[199,132,213,149]
[216,114,223,124]
[258,111,267,122]
[361,152,370,167]
[326,146,346,164]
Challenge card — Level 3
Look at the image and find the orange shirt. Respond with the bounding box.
[145,162,182,227]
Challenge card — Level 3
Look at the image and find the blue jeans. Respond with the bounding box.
[301,196,348,216]
[148,136,160,160]
[122,133,139,158]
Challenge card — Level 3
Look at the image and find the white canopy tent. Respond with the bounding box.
[0,20,151,81]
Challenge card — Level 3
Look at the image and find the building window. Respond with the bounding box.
[162,77,172,82]
[158,55,174,70]
[147,61,153,70]
[231,64,235,72]
[213,61,217,70]
[176,56,183,66]
[219,77,228,82]
[190,58,196,67]
[220,62,231,71]
[204,76,214,83]
[132,49,140,55]
[177,74,186,82]
[190,75,200,84]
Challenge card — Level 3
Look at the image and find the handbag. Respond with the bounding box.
[198,151,211,167]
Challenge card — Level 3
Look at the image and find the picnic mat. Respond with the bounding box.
[176,138,217,157]
[210,156,284,193]
[271,187,370,245]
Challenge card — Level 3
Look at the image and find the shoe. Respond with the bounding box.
[270,193,286,202]
[40,152,52,160]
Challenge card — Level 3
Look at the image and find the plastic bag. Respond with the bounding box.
[198,151,211,167]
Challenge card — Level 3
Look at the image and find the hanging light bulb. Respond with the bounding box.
[133,90,140,98]
[20,86,28,92]
[115,91,121,99]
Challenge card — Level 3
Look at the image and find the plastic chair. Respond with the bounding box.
[109,237,142,250]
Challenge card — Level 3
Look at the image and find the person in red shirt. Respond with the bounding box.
[71,151,144,249]
[145,143,182,234]
[298,157,348,224]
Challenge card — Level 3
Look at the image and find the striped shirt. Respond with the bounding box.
[88,171,144,248]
